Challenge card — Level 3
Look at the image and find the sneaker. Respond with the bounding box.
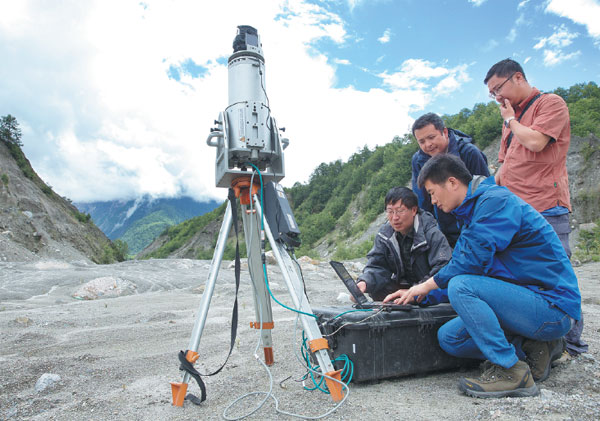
[459,360,539,398]
[522,338,565,382]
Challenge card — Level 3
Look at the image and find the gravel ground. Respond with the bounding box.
[0,258,599,420]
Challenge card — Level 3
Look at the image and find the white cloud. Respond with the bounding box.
[545,0,600,39]
[0,0,435,203]
[541,49,581,66]
[347,0,365,12]
[378,28,392,44]
[518,0,531,9]
[378,59,470,101]
[433,64,471,96]
[333,58,351,65]
[532,23,581,67]
[524,56,532,64]
[507,28,517,43]
[482,39,499,52]
[468,0,487,6]
[533,24,579,49]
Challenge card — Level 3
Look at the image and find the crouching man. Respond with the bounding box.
[356,187,451,303]
[386,154,581,398]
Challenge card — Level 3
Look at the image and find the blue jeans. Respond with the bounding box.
[438,275,572,368]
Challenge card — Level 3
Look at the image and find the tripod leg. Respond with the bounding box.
[170,200,234,406]
[241,203,275,365]
[252,196,345,401]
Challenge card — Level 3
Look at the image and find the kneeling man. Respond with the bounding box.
[356,187,451,303]
[386,154,580,398]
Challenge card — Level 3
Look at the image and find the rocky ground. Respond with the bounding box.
[0,258,599,420]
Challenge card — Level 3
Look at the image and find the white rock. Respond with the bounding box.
[297,256,320,265]
[265,250,277,265]
[227,258,248,270]
[35,373,61,393]
[34,260,72,270]
[22,211,33,218]
[72,277,137,300]
[579,222,598,232]
[336,292,351,303]
[349,261,365,273]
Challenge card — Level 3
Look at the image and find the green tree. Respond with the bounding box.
[0,115,23,147]
[113,239,129,261]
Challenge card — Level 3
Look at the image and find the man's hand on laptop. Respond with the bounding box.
[383,277,438,305]
[383,289,414,304]
[350,281,367,303]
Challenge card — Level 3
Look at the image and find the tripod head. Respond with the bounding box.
[207,25,289,188]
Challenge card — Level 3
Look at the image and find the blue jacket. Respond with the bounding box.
[411,128,489,246]
[433,176,581,320]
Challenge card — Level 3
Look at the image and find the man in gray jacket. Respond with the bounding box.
[356,187,452,302]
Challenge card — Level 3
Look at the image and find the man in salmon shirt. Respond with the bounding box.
[484,58,587,358]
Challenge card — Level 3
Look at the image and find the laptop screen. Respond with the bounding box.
[329,260,369,305]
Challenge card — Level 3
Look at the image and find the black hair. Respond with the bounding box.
[417,154,473,188]
[384,187,418,209]
[412,112,445,137]
[484,58,527,84]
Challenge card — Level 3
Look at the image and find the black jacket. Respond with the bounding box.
[358,209,451,295]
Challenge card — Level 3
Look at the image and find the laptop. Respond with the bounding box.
[329,261,413,311]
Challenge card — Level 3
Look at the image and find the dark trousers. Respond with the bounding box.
[544,213,588,355]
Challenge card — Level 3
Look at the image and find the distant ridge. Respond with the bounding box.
[75,196,221,255]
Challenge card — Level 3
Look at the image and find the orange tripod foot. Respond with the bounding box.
[170,382,188,406]
[324,369,345,402]
[264,347,274,366]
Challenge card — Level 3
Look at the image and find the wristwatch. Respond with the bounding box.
[504,116,515,128]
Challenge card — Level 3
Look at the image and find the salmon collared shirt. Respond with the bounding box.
[498,87,571,212]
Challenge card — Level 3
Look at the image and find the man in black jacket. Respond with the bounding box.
[356,187,452,302]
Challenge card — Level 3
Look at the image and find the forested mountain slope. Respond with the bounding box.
[140,82,600,261]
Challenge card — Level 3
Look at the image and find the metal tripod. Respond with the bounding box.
[170,177,344,406]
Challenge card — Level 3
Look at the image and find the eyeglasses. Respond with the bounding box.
[489,72,516,99]
[385,207,409,217]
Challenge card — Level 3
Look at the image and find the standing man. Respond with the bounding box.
[356,187,451,303]
[411,113,489,247]
[386,154,581,398]
[484,58,587,357]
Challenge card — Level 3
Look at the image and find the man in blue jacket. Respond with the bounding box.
[386,154,581,398]
[411,113,489,246]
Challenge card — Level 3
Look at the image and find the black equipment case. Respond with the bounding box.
[313,303,472,382]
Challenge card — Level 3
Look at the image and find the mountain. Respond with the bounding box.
[75,196,221,255]
[137,82,600,261]
[0,136,116,263]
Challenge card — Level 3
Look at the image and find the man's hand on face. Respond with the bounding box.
[499,99,515,120]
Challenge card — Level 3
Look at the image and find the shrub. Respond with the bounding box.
[575,221,600,263]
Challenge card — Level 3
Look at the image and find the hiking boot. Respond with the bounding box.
[522,338,565,382]
[459,360,539,398]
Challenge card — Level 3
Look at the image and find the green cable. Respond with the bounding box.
[246,163,317,319]
[332,308,373,319]
[300,332,354,392]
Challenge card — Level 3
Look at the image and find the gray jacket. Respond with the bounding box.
[358,209,451,294]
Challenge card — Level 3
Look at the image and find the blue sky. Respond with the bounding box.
[1,0,599,202]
